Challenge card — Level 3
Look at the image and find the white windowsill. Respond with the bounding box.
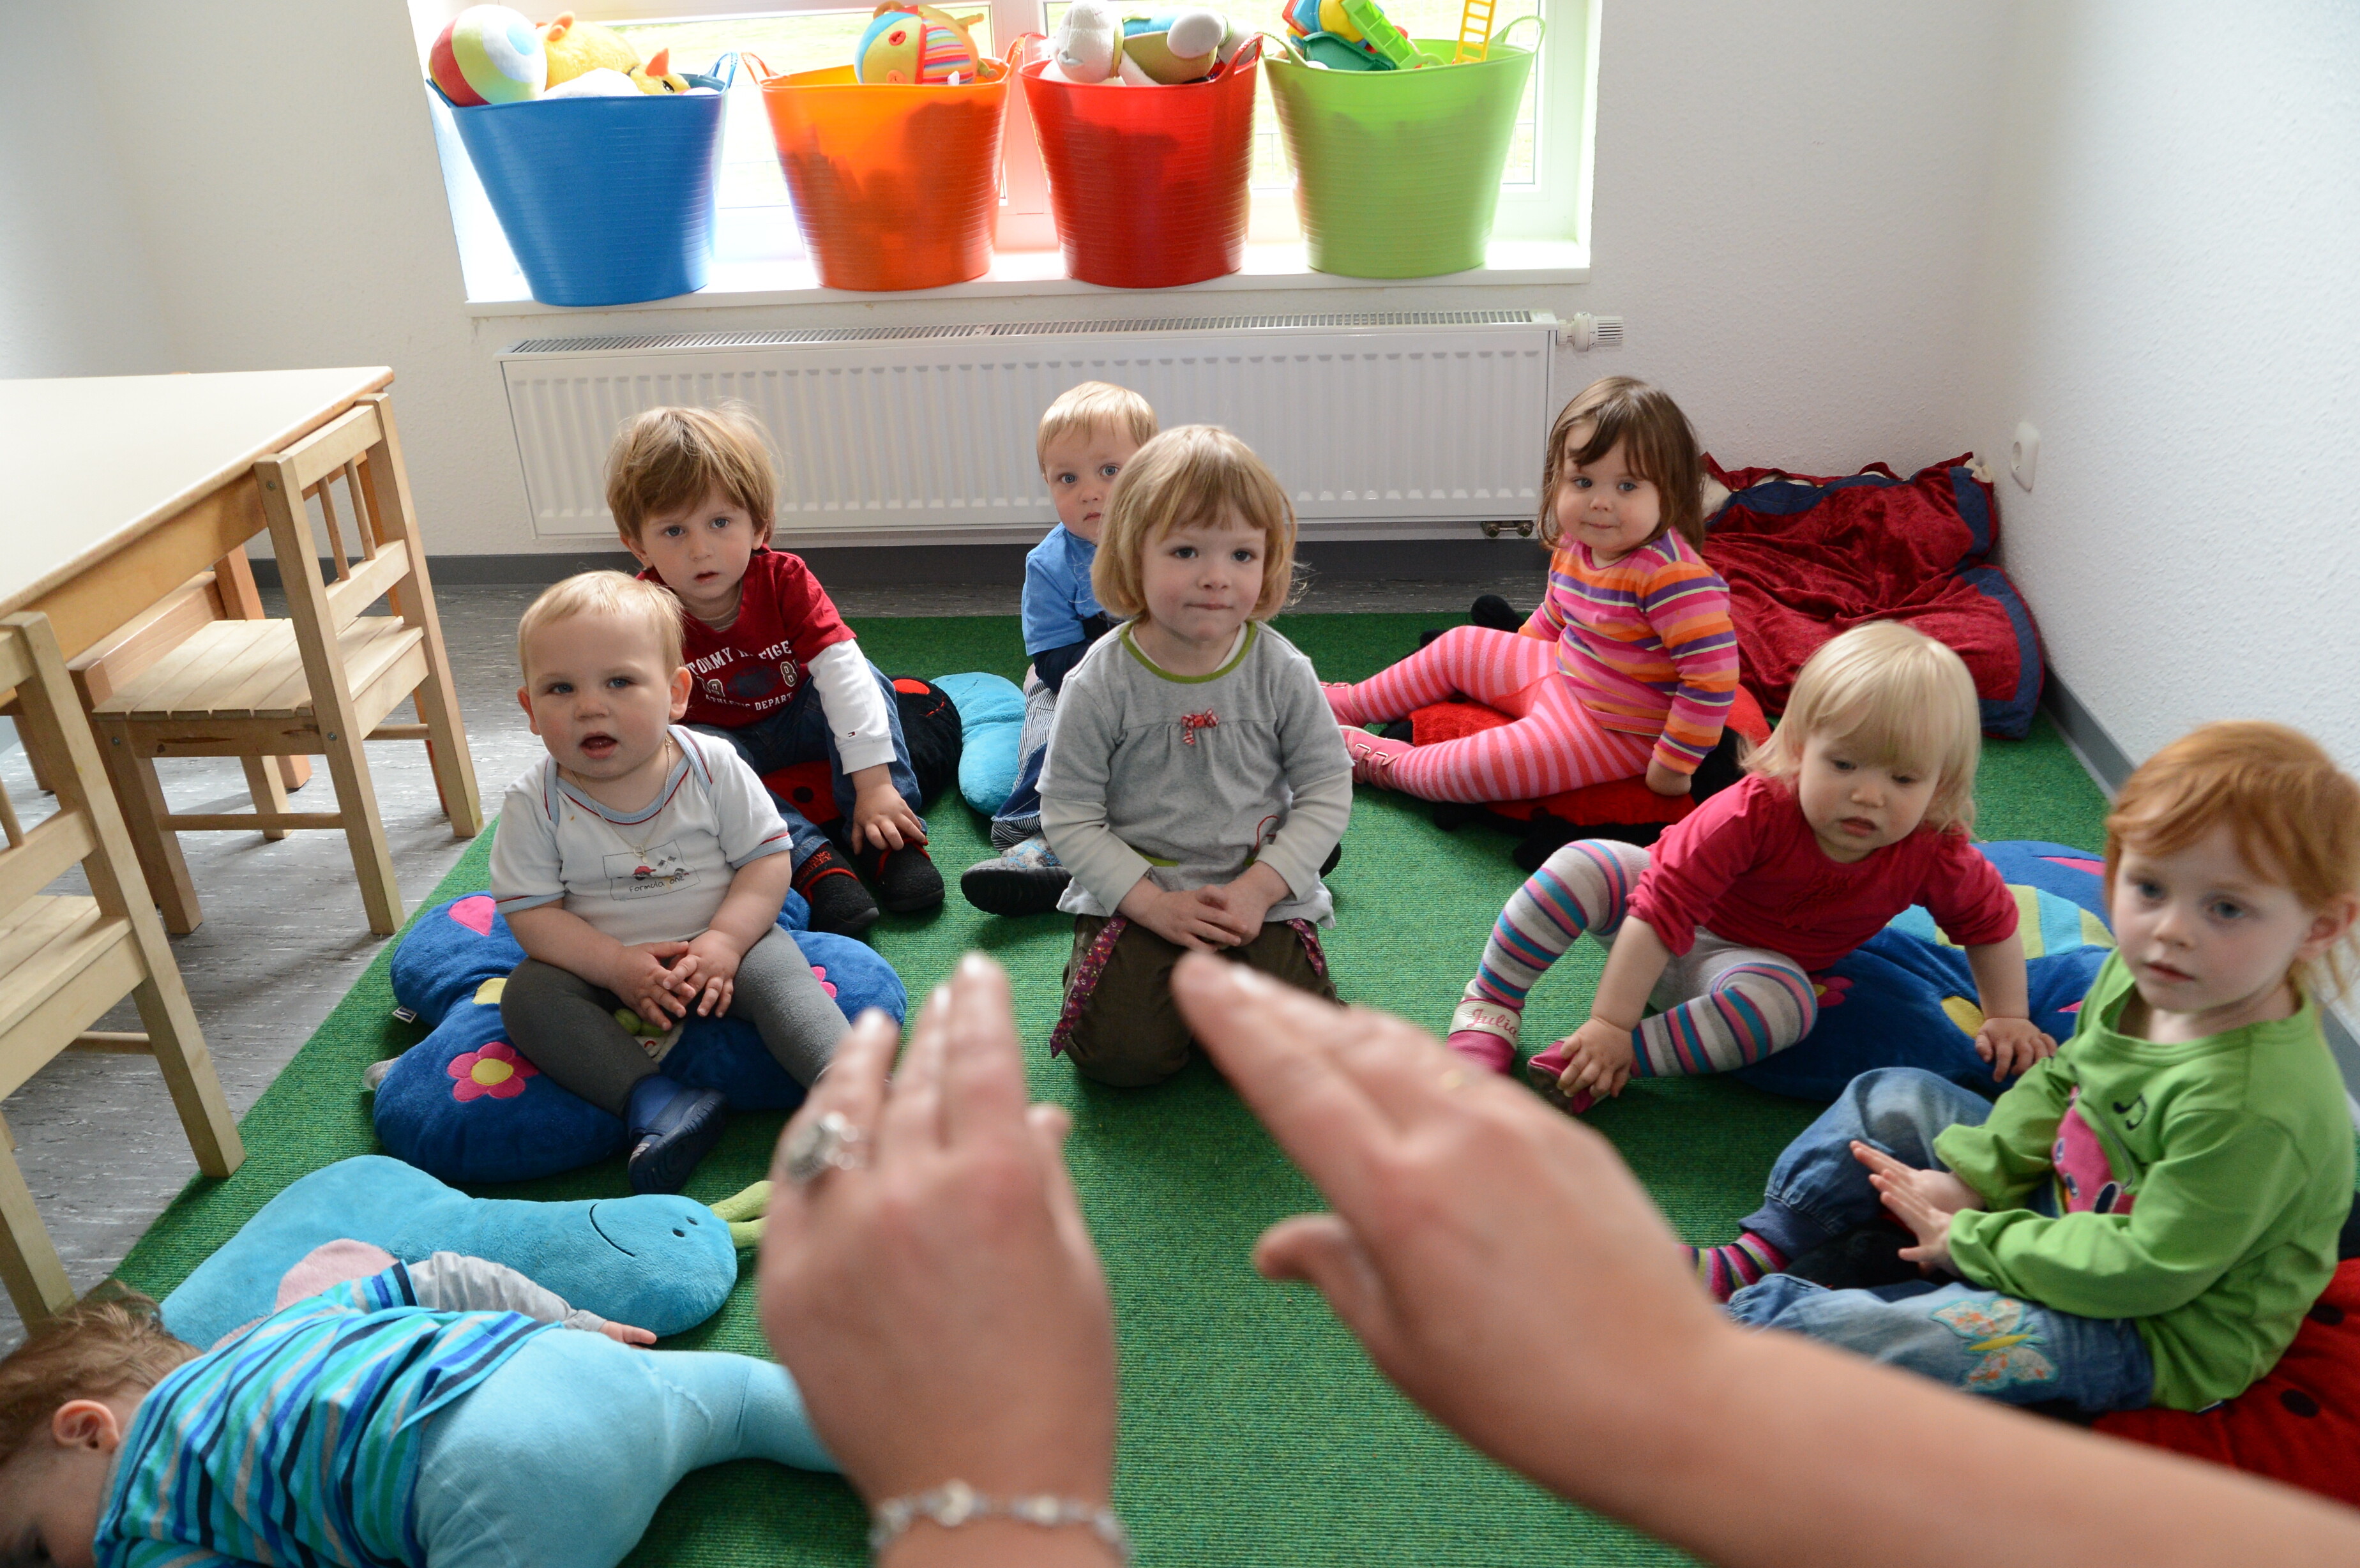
[460,237,1590,318]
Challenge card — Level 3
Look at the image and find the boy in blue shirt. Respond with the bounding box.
[962,382,1157,916]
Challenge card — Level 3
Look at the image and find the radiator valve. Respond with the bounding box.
[1567,313,1625,351]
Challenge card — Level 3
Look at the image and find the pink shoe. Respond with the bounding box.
[1522,1040,1598,1115]
[1342,725,1406,788]
[1445,996,1521,1073]
[1321,681,1359,723]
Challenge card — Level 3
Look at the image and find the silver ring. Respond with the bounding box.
[782,1110,868,1184]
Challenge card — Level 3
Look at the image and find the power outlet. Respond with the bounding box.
[2009,422,2040,492]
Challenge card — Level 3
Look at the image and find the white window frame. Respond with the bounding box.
[407,0,1594,297]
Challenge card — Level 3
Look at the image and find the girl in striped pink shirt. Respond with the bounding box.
[1324,378,1739,803]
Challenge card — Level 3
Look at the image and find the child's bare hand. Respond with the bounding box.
[599,1320,658,1346]
[850,782,927,853]
[1557,1018,1636,1100]
[1199,878,1280,946]
[1973,1015,2057,1080]
[680,931,746,1018]
[1644,758,1692,797]
[1852,1142,1983,1272]
[610,941,694,1026]
[1126,886,1243,953]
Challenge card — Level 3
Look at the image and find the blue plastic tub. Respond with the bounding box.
[447,85,726,308]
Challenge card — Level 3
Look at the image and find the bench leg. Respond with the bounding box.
[0,1135,76,1329]
[130,975,243,1180]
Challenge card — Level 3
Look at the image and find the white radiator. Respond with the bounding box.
[497,311,1558,546]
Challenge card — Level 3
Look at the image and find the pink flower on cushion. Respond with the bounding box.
[1811,974,1853,1008]
[811,965,838,1000]
[449,1040,538,1102]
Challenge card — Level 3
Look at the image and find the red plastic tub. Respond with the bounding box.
[1020,39,1260,289]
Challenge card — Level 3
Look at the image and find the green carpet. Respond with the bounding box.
[115,614,2112,1567]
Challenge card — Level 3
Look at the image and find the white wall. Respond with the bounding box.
[0,4,171,379]
[58,0,2009,559]
[1964,3,2360,769]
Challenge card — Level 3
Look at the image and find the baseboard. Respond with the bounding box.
[252,537,1549,592]
[2042,674,2360,1116]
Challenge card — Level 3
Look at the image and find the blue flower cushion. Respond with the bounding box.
[375,893,906,1184]
[937,670,1026,817]
[1733,841,2115,1103]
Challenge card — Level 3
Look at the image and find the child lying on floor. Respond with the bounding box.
[0,1257,830,1567]
[1691,721,2360,1414]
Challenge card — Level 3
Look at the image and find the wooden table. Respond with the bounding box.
[0,368,393,662]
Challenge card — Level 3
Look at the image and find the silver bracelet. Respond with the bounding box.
[868,1480,1131,1562]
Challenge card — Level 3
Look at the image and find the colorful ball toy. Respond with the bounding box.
[428,4,548,106]
[854,3,982,84]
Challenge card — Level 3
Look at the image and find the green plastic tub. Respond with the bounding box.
[1265,23,1539,278]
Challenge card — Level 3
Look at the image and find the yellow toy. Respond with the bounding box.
[540,11,641,87]
[1453,0,1495,61]
[630,47,692,92]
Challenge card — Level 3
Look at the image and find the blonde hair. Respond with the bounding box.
[2106,721,2360,997]
[1092,426,1297,622]
[605,403,778,545]
[1746,621,1983,834]
[517,572,685,681]
[1037,382,1158,470]
[0,1291,195,1466]
[1537,376,1708,552]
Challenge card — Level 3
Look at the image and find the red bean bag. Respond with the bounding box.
[2093,1258,2360,1509]
[1700,456,2045,739]
[1409,684,1773,833]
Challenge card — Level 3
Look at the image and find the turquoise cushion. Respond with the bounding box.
[937,670,1027,817]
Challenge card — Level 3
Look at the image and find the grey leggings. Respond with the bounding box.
[501,926,848,1117]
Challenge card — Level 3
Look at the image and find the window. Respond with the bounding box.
[411,0,1592,299]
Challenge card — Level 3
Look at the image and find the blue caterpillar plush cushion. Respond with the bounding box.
[937,671,1026,817]
[1735,841,2114,1102]
[376,894,903,1184]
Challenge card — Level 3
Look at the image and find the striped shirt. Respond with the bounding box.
[1525,531,1739,773]
[96,1265,552,1568]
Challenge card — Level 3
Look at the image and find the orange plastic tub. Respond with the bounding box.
[755,53,1011,292]
[1020,40,1260,289]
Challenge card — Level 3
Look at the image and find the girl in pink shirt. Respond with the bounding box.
[1445,621,2054,1112]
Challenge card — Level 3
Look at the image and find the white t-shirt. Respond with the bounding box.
[489,727,792,947]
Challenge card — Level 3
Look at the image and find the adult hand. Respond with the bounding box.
[1852,1142,1983,1272]
[1169,954,1729,1504]
[1973,1015,2057,1081]
[1119,882,1243,953]
[851,776,928,853]
[758,956,1118,1519]
[609,941,693,1027]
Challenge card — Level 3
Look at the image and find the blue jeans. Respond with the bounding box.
[1727,1067,2154,1412]
[414,1330,833,1567]
[989,675,1060,849]
[695,659,925,867]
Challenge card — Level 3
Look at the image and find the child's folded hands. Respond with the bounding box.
[609,940,697,1027]
[671,930,749,1018]
[1852,1141,1985,1273]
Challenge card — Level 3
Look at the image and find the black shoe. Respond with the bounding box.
[625,1083,729,1195]
[861,842,945,915]
[961,857,1071,917]
[795,845,881,935]
[1470,593,1524,631]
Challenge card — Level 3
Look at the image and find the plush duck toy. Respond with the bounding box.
[540,11,644,86]
[629,47,692,92]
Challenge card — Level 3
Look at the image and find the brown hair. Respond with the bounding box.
[605,403,778,545]
[1092,426,1298,623]
[2106,721,2360,996]
[1536,376,1707,552]
[517,571,685,681]
[1037,382,1158,470]
[1745,621,1984,836]
[0,1292,195,1465]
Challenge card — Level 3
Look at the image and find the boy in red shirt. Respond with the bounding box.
[608,405,940,933]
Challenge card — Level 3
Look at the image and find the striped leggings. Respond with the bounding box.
[1324,626,1653,803]
[1467,838,1819,1076]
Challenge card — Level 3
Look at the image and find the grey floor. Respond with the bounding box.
[0,565,1540,1346]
